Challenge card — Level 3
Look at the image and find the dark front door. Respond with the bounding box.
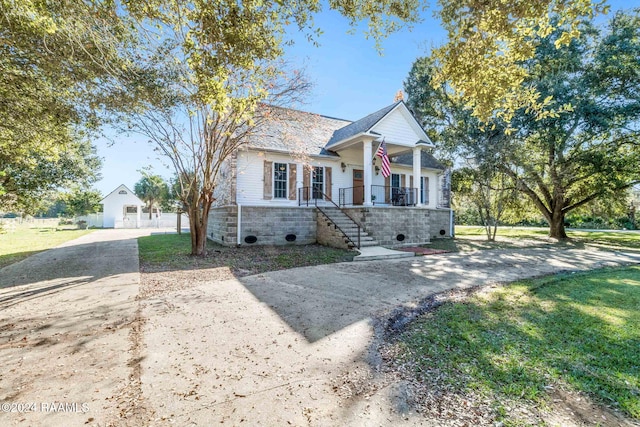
[353,169,364,205]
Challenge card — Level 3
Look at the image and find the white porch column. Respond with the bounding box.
[413,147,422,206]
[136,205,141,228]
[363,140,373,206]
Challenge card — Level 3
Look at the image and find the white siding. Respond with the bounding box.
[101,184,144,228]
[236,150,343,205]
[235,149,442,208]
[370,108,425,148]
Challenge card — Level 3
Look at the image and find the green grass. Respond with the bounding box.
[138,233,354,275]
[427,226,640,253]
[0,226,93,269]
[397,266,640,423]
[455,225,552,238]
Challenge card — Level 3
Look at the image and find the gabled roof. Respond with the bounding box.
[246,106,351,157]
[392,151,446,171]
[245,101,434,156]
[325,101,402,147]
[100,184,144,204]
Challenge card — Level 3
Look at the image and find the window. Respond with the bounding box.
[390,173,400,199]
[390,173,402,205]
[421,177,429,204]
[391,173,400,189]
[274,162,287,199]
[312,166,324,199]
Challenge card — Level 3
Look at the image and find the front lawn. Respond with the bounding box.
[0,226,93,269]
[390,266,640,425]
[138,233,354,275]
[427,226,640,252]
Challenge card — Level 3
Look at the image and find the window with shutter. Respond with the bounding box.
[274,163,287,199]
[312,166,323,199]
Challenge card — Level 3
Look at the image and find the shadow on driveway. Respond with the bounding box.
[239,247,640,343]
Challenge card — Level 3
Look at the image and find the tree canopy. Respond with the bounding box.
[432,0,610,124]
[134,173,170,219]
[407,10,640,238]
[0,0,134,211]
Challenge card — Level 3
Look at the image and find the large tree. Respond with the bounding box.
[0,135,101,213]
[405,56,524,240]
[504,11,640,238]
[63,186,103,217]
[408,10,640,239]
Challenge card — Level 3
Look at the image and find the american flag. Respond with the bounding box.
[376,140,391,178]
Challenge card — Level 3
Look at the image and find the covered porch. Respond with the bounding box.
[297,136,449,209]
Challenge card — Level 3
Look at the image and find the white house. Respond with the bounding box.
[100,184,145,228]
[207,101,452,249]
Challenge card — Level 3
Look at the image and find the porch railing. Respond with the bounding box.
[338,186,364,207]
[371,186,418,206]
[298,185,324,207]
[298,186,361,249]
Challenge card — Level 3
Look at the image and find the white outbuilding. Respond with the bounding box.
[100,184,145,228]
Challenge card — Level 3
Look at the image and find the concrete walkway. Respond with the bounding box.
[353,245,414,261]
[0,229,169,427]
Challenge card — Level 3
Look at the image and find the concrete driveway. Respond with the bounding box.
[0,228,171,427]
[141,246,640,426]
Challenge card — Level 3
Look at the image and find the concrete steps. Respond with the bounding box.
[317,207,415,260]
[317,207,379,248]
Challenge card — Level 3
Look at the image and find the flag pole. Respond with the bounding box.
[372,137,385,162]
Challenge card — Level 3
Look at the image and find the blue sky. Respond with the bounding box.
[93,1,632,196]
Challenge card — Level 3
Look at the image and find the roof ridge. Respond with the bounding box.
[326,100,403,147]
[260,103,352,123]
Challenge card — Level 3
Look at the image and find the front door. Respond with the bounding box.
[353,169,364,205]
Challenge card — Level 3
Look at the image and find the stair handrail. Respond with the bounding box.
[311,188,361,249]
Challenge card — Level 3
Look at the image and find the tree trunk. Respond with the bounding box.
[549,209,568,239]
[490,222,498,241]
[193,222,207,255]
[188,197,212,256]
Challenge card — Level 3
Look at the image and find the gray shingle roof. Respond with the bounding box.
[325,101,402,147]
[391,151,445,170]
[246,106,351,156]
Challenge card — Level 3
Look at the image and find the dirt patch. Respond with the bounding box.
[140,243,354,276]
[545,387,637,427]
[140,268,237,299]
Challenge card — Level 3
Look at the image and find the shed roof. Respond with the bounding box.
[100,184,144,205]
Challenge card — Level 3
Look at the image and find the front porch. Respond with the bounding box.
[298,185,450,209]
